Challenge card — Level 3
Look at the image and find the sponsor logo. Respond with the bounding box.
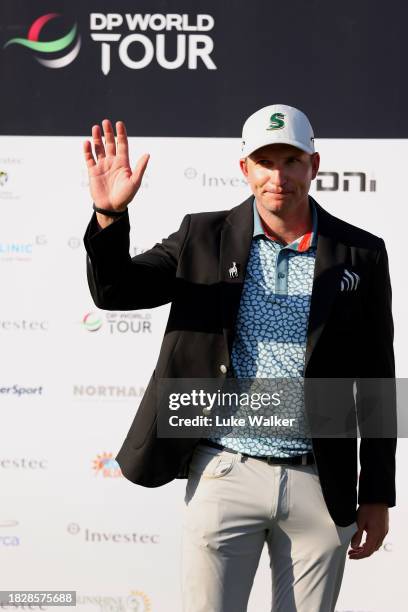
[0,236,47,262]
[0,319,48,332]
[77,590,152,611]
[73,385,145,400]
[0,385,43,397]
[184,167,248,188]
[107,312,152,334]
[82,311,152,334]
[90,12,216,75]
[0,169,21,201]
[3,13,81,69]
[0,171,8,187]
[315,171,376,192]
[0,458,48,469]
[0,243,33,256]
[92,452,122,478]
[267,112,285,130]
[126,592,151,612]
[82,312,103,332]
[68,523,159,548]
[68,237,82,249]
[0,519,20,547]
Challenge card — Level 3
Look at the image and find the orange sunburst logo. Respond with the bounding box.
[92,452,122,478]
[126,590,152,611]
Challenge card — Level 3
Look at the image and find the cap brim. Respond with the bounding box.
[242,137,314,157]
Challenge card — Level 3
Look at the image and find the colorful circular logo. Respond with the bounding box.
[126,591,152,612]
[3,13,81,68]
[82,312,103,332]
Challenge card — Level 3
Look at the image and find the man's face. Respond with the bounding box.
[239,143,320,215]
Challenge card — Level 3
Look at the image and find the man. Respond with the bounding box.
[83,104,396,612]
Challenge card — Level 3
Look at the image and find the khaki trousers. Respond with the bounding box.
[181,443,357,612]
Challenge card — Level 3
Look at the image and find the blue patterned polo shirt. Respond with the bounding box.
[210,196,317,457]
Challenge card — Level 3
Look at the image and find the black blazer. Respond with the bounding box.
[84,195,396,527]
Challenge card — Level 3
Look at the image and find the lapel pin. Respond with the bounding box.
[228,261,239,279]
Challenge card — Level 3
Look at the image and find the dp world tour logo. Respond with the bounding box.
[82,312,102,332]
[267,112,285,130]
[3,13,81,69]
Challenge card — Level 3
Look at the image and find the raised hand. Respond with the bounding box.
[83,119,149,213]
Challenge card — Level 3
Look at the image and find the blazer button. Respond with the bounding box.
[219,364,228,374]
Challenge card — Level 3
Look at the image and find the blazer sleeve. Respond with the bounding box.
[357,240,397,507]
[83,209,191,310]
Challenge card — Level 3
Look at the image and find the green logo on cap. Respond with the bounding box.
[267,112,285,130]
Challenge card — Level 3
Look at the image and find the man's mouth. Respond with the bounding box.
[263,190,292,195]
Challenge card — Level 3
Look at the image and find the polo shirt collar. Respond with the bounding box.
[252,196,318,251]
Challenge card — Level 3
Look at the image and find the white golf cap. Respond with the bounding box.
[241,104,315,157]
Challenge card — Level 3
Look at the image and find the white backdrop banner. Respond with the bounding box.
[0,136,406,612]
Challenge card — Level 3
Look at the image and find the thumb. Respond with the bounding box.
[131,153,150,188]
[350,526,364,549]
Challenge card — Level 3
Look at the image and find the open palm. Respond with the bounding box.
[83,119,149,211]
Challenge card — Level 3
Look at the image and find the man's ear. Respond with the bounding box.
[311,152,320,180]
[239,157,248,178]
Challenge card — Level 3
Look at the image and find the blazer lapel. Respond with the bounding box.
[219,196,254,355]
[304,199,348,373]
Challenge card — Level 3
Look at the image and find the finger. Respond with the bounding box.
[131,153,150,187]
[357,532,377,558]
[348,539,379,559]
[92,125,106,159]
[348,547,370,559]
[116,121,129,158]
[350,528,364,549]
[102,118,116,156]
[83,140,96,168]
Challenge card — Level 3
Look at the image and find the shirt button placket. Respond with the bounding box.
[276,251,289,295]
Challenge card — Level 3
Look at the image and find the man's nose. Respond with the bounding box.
[268,167,287,185]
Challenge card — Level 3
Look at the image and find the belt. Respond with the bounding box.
[202,440,315,466]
